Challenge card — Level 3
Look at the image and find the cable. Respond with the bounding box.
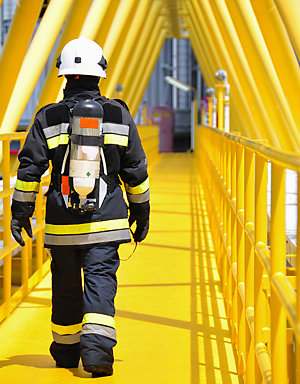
[120,229,138,261]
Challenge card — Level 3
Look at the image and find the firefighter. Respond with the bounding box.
[11,37,150,377]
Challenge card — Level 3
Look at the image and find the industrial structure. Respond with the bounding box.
[0,0,299,383]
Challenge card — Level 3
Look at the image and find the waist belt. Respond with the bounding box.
[50,173,120,194]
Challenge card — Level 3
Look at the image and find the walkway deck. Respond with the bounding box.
[0,153,240,383]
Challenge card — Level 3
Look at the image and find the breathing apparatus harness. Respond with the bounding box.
[51,97,139,259]
[56,98,110,215]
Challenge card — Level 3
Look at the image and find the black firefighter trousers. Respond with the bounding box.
[49,243,120,369]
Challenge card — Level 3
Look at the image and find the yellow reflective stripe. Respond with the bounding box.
[15,179,40,192]
[83,313,115,329]
[104,134,128,147]
[47,134,69,149]
[51,321,82,335]
[45,218,129,235]
[125,177,149,194]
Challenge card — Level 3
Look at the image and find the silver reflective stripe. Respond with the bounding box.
[45,228,131,246]
[82,323,117,341]
[52,331,81,344]
[99,177,107,210]
[127,190,150,203]
[13,189,36,202]
[102,123,129,136]
[43,123,69,139]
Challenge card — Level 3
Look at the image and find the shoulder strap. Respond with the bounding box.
[112,98,130,111]
[60,99,78,114]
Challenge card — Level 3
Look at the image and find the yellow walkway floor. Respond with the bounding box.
[0,153,241,383]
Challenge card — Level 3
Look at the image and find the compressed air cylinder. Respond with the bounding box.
[69,100,103,205]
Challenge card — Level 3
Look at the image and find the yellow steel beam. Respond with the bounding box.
[80,0,109,40]
[190,0,222,71]
[250,0,300,136]
[188,30,213,85]
[36,0,93,112]
[121,1,161,102]
[131,29,167,116]
[182,1,215,85]
[225,0,300,152]
[127,16,164,111]
[55,0,119,104]
[80,0,118,92]
[185,4,249,137]
[0,0,44,128]
[273,0,300,60]
[188,0,243,133]
[191,0,255,137]
[103,0,153,98]
[183,6,249,137]
[209,0,280,146]
[194,0,261,139]
[0,0,75,134]
[95,0,121,48]
[102,0,139,84]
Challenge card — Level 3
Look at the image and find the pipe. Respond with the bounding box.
[0,0,75,134]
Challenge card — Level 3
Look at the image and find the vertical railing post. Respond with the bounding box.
[222,135,228,298]
[296,172,300,384]
[216,84,225,130]
[225,138,232,311]
[224,83,230,132]
[236,143,246,374]
[218,130,221,178]
[218,134,225,276]
[244,148,255,383]
[215,69,228,131]
[254,154,268,382]
[231,140,237,341]
[21,244,28,298]
[2,139,11,317]
[217,133,222,269]
[270,164,287,384]
[36,185,44,279]
[205,87,215,127]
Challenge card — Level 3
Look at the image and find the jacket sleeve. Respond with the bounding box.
[119,111,150,209]
[11,116,49,219]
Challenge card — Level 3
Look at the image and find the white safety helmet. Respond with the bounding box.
[56,37,107,78]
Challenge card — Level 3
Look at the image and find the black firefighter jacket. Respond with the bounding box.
[11,87,149,247]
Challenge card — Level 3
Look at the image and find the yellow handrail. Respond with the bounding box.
[0,132,50,323]
[197,124,299,383]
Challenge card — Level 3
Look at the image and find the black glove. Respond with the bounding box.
[129,202,150,242]
[129,215,149,242]
[11,217,33,246]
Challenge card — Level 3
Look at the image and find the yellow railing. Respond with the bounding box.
[196,125,300,384]
[137,125,159,166]
[0,132,50,324]
[0,125,159,324]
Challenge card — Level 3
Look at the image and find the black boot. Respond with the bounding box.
[84,365,113,377]
[50,342,80,368]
